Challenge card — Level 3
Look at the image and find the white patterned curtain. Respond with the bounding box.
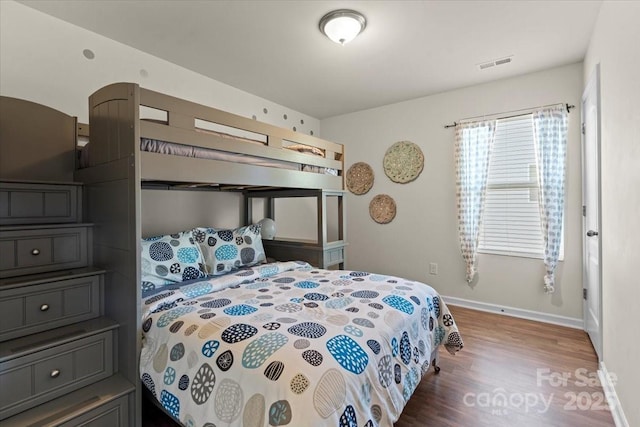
[532,106,568,293]
[455,121,496,282]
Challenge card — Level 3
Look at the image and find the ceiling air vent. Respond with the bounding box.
[477,55,513,71]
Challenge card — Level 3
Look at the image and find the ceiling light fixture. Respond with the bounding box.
[319,9,366,45]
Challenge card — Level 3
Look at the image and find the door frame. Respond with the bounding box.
[581,63,603,360]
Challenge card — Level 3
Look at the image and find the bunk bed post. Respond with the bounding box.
[74,82,141,425]
[318,190,326,246]
[244,192,275,226]
[337,191,345,242]
[340,191,346,266]
[243,194,251,225]
[267,196,275,223]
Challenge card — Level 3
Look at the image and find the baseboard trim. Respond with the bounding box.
[442,295,583,329]
[599,361,629,427]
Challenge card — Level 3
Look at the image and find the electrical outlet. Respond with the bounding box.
[429,263,438,275]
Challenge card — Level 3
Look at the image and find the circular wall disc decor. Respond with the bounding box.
[383,141,424,183]
[346,162,374,195]
[369,194,396,224]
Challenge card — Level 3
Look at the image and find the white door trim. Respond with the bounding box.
[581,63,603,360]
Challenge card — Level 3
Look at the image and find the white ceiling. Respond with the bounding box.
[20,0,602,119]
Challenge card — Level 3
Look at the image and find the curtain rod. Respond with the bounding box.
[443,103,575,129]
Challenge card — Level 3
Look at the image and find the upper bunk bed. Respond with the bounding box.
[76,82,344,191]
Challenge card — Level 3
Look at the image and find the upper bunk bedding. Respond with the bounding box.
[79,136,338,176]
[140,261,463,427]
[76,83,344,190]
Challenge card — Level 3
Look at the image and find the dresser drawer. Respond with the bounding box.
[0,226,90,278]
[58,395,129,427]
[0,274,102,342]
[1,374,134,427]
[0,182,81,225]
[0,330,114,420]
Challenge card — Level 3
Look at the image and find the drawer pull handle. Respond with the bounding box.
[40,304,50,312]
[50,369,61,378]
[31,248,40,256]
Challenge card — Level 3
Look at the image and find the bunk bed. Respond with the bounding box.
[73,82,463,427]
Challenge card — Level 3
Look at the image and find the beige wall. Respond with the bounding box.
[322,63,584,321]
[141,191,243,238]
[0,1,319,132]
[584,2,640,426]
[0,0,322,244]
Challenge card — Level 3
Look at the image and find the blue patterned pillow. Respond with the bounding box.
[195,224,266,275]
[141,230,206,289]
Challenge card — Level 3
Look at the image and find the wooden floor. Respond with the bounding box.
[143,306,615,427]
[397,306,615,427]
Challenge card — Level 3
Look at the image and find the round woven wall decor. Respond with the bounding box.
[346,162,374,195]
[369,194,396,224]
[383,141,424,183]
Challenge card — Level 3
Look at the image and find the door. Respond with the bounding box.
[582,64,602,360]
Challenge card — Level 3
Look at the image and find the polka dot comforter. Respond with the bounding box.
[140,261,463,427]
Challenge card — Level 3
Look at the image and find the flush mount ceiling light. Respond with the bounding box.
[319,9,366,45]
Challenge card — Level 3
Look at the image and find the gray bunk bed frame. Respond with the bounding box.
[73,82,345,424]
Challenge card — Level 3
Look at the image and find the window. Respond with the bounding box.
[478,115,563,258]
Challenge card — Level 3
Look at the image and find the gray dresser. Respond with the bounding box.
[0,181,134,426]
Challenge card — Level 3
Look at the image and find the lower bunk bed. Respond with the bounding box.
[138,229,463,427]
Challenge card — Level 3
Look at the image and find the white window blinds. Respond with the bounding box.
[479,115,546,258]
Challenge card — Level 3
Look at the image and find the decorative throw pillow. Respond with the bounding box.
[141,230,206,290]
[194,224,266,275]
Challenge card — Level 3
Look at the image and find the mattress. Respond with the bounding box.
[140,261,463,427]
[79,138,338,176]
